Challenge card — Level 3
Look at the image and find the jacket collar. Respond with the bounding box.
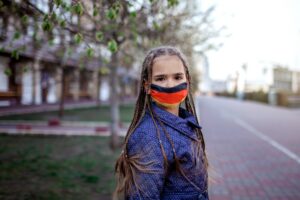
[146,102,202,140]
[178,107,202,129]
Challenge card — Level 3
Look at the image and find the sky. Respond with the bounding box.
[199,0,300,81]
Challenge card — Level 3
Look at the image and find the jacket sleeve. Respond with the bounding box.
[126,130,166,200]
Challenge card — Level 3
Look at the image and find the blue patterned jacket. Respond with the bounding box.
[126,103,209,200]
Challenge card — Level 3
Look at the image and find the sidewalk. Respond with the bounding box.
[0,99,133,136]
[0,100,99,117]
[0,120,128,137]
[0,98,136,117]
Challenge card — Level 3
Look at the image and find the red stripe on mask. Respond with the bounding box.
[150,89,188,104]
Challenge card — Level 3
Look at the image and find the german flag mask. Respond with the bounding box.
[150,82,188,108]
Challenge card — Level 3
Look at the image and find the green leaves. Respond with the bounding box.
[130,11,137,18]
[1,0,186,67]
[42,20,53,32]
[48,39,55,46]
[50,13,57,21]
[107,40,118,53]
[99,67,110,75]
[61,2,71,11]
[11,49,19,60]
[7,45,23,61]
[93,9,98,17]
[13,31,21,40]
[21,15,28,25]
[167,0,179,7]
[72,2,84,16]
[103,57,109,64]
[74,33,83,44]
[95,31,103,42]
[59,19,66,28]
[152,21,160,30]
[4,68,12,76]
[106,2,121,20]
[54,0,63,7]
[41,13,58,32]
[86,47,94,58]
[106,8,117,20]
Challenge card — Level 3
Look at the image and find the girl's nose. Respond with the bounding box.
[166,80,176,88]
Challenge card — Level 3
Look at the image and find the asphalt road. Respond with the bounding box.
[196,96,300,200]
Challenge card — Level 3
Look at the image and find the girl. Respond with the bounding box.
[114,46,209,200]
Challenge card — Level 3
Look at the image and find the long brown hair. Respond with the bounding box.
[114,46,208,199]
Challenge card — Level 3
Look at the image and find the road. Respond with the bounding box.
[196,96,300,200]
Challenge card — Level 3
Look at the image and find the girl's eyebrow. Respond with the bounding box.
[154,72,184,77]
[174,73,184,76]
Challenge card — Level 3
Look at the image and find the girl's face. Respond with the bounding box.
[151,55,187,88]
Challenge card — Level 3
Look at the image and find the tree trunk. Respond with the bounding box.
[32,44,49,105]
[32,64,36,105]
[57,44,69,118]
[96,72,101,106]
[59,68,65,118]
[109,52,120,149]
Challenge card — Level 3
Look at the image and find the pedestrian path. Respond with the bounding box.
[198,96,300,200]
[0,99,133,136]
[0,98,135,117]
[0,100,99,116]
[0,120,128,137]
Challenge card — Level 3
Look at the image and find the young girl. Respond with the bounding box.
[114,46,209,200]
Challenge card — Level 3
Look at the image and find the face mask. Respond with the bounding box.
[150,82,188,108]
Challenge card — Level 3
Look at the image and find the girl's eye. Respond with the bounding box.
[175,76,183,80]
[155,77,165,81]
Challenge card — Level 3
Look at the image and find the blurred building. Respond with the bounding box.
[292,71,300,93]
[211,80,227,93]
[273,66,300,94]
[0,50,139,107]
[198,53,212,94]
[0,1,139,107]
[234,63,300,93]
[198,51,300,107]
[273,67,293,92]
[226,74,238,93]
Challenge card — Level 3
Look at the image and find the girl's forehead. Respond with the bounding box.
[152,55,185,74]
[153,55,180,63]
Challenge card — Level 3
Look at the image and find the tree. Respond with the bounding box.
[0,0,220,149]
